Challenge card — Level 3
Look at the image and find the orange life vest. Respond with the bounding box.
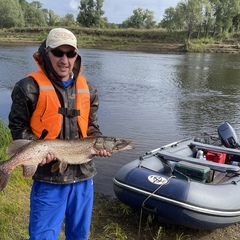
[28,71,90,139]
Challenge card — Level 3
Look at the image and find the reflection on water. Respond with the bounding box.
[0,46,36,87]
[1,46,240,195]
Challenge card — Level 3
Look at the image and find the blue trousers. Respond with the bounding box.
[29,179,94,240]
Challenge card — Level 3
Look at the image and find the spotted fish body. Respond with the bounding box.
[0,136,134,191]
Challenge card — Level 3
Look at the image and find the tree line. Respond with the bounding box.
[0,0,157,29]
[161,0,240,46]
[1,0,240,41]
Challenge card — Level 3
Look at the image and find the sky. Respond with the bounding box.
[26,0,180,23]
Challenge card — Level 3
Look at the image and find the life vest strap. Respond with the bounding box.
[40,129,49,139]
[58,107,80,117]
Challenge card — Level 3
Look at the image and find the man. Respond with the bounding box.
[8,28,110,240]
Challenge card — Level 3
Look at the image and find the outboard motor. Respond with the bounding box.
[217,122,240,148]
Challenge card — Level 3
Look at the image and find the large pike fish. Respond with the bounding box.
[0,136,134,191]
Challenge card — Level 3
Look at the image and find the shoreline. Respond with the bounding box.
[1,37,240,54]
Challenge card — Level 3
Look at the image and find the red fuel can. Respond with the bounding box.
[205,151,226,164]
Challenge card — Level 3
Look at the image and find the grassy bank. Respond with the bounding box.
[0,120,240,240]
[1,27,240,53]
[0,120,185,240]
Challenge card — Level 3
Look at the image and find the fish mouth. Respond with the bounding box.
[121,145,135,150]
[115,140,135,151]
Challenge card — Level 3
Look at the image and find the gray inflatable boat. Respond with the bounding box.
[113,122,240,229]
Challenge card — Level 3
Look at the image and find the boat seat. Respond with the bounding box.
[156,150,240,173]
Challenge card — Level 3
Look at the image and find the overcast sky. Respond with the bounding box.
[27,0,180,23]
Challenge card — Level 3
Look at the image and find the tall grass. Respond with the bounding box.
[0,120,12,160]
[0,120,190,240]
[0,119,31,240]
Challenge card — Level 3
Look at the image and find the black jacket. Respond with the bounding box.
[8,40,102,183]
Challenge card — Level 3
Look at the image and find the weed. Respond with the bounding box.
[153,226,163,240]
[102,222,128,240]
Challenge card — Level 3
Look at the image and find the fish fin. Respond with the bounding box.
[7,139,32,157]
[50,161,62,173]
[22,164,38,178]
[51,161,68,174]
[0,164,10,191]
[58,162,68,174]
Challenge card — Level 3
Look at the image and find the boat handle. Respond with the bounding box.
[141,204,157,215]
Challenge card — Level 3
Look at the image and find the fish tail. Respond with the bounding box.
[0,163,10,191]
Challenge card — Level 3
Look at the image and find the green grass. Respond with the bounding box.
[0,121,12,160]
[0,119,193,239]
[0,120,31,240]
[0,118,237,240]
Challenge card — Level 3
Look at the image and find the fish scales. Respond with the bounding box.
[5,138,95,171]
[0,136,134,191]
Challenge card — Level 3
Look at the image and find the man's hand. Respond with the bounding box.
[96,149,111,157]
[39,153,56,166]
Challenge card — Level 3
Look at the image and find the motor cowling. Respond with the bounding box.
[217,122,240,148]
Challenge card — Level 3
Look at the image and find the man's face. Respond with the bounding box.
[47,45,78,81]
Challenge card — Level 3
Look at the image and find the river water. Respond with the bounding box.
[1,46,240,195]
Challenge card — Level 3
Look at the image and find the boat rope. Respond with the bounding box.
[137,175,175,240]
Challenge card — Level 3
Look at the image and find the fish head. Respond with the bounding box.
[94,137,134,153]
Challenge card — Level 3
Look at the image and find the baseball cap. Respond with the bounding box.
[46,28,77,50]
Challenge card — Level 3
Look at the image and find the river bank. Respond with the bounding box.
[1,28,240,54]
[92,193,240,240]
[0,37,240,54]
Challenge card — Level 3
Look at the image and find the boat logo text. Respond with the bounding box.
[148,175,168,185]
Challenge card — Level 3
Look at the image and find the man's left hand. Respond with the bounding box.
[97,150,111,157]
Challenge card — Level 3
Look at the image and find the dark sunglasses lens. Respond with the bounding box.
[66,51,77,58]
[51,49,77,58]
[51,49,64,57]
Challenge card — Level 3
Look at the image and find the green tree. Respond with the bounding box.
[59,14,76,26]
[210,0,240,34]
[176,0,211,48]
[144,10,157,29]
[232,14,240,31]
[160,7,178,30]
[24,1,47,27]
[77,0,105,27]
[0,0,24,28]
[122,8,156,29]
[198,1,214,37]
[47,9,61,26]
[19,0,28,10]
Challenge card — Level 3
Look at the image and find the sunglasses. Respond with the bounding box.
[49,48,77,58]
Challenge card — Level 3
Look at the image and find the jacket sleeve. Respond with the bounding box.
[8,77,39,140]
[87,82,103,137]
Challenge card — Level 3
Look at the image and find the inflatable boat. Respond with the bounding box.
[113,122,240,229]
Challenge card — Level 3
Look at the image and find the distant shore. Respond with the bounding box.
[0,36,184,53]
[0,36,239,54]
